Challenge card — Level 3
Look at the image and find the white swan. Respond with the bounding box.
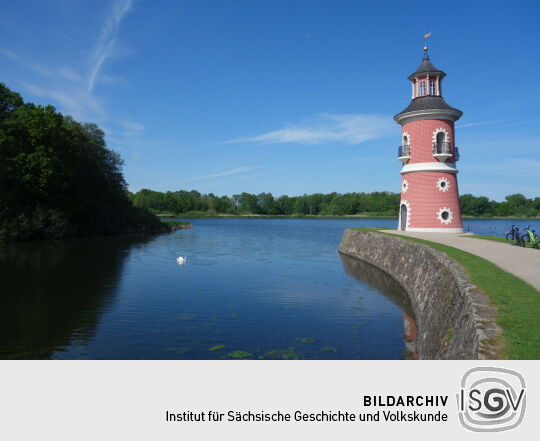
[176,256,186,265]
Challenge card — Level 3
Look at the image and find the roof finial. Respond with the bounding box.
[422,31,432,60]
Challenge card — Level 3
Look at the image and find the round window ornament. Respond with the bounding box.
[402,179,409,193]
[437,207,453,225]
[436,177,450,192]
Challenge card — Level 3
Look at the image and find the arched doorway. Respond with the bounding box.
[400,204,408,231]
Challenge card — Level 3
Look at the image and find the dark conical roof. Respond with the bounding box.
[407,55,446,80]
[395,96,461,117]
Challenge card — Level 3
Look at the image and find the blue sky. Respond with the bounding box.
[1,0,539,200]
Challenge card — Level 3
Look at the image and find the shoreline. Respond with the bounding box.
[156,213,540,221]
[0,220,192,245]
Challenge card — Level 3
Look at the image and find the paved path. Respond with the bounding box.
[381,230,540,291]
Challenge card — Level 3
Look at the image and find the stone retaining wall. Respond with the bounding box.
[338,229,503,359]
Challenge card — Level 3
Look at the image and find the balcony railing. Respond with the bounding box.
[432,141,458,162]
[432,141,452,155]
[398,144,411,163]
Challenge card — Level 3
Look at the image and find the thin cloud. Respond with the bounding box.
[1,49,86,85]
[1,48,53,77]
[58,67,84,83]
[87,0,133,92]
[457,120,504,128]
[196,171,271,189]
[182,167,260,182]
[20,81,107,123]
[3,2,136,126]
[225,113,394,145]
[120,120,145,131]
[234,171,271,181]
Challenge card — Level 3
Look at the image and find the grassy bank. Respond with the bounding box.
[160,220,192,230]
[462,216,540,220]
[352,228,540,359]
[468,234,539,249]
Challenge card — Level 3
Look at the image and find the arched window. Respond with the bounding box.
[436,132,445,153]
[402,134,409,146]
[400,204,408,231]
[401,133,410,157]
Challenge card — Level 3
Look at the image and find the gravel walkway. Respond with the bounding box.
[381,230,540,291]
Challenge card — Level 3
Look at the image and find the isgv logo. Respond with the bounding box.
[457,367,526,432]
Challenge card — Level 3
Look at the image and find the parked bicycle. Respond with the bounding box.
[520,225,539,249]
[505,224,519,242]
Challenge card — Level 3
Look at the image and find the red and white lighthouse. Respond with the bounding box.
[395,46,463,233]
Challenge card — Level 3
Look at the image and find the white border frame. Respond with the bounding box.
[406,227,464,233]
[432,127,449,143]
[401,162,458,174]
[397,199,411,230]
[436,177,450,192]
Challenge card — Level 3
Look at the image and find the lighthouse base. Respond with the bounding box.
[400,227,464,233]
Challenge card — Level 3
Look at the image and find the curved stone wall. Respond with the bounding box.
[338,229,503,359]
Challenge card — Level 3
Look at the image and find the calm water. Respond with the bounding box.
[461,219,540,236]
[0,218,526,360]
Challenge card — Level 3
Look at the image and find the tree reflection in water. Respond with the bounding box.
[0,235,151,359]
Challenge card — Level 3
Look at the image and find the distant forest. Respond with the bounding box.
[130,189,540,218]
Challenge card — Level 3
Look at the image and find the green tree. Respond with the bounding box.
[0,83,161,241]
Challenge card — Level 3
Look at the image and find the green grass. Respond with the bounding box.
[351,228,540,359]
[160,220,192,227]
[350,227,387,233]
[468,234,538,249]
[466,234,507,243]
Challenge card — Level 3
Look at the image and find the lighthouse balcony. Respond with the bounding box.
[397,144,411,163]
[432,142,457,162]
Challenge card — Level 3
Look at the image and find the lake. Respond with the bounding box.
[0,218,533,360]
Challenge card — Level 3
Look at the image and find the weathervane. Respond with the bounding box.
[423,31,432,60]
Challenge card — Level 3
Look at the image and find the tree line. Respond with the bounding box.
[130,189,540,218]
[0,83,162,241]
[460,193,540,218]
[130,189,401,216]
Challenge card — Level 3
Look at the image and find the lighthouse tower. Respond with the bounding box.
[395,46,463,233]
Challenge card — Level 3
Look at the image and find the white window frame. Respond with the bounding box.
[429,79,436,95]
[419,81,427,96]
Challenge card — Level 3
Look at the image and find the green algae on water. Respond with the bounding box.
[264,347,303,360]
[227,350,251,359]
[208,345,226,351]
[295,337,315,343]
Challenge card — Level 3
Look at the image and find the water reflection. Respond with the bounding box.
[1,219,417,360]
[339,254,417,359]
[0,236,151,359]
